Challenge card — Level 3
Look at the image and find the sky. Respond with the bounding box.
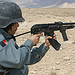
[1,0,75,8]
[2,0,75,3]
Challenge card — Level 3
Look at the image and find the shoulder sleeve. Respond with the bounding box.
[0,34,5,41]
[0,37,34,69]
[0,34,7,48]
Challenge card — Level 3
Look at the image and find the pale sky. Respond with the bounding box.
[1,0,75,8]
[2,0,75,4]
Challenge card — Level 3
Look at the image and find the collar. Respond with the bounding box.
[0,29,16,41]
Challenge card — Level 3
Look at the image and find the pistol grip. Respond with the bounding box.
[44,31,61,50]
[60,30,68,41]
[48,39,61,50]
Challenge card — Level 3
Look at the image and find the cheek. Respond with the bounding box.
[11,27,17,34]
[12,26,17,31]
[11,24,19,33]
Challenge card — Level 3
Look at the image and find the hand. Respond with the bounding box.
[45,33,57,47]
[29,33,43,45]
[45,36,52,47]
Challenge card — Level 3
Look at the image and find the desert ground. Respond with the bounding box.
[16,8,75,75]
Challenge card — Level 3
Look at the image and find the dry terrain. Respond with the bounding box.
[16,8,75,75]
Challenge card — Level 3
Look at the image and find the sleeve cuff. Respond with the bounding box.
[41,43,50,50]
[39,43,50,54]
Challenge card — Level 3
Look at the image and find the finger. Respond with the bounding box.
[37,40,39,43]
[53,31,55,33]
[53,34,57,40]
[37,35,40,40]
[36,33,43,37]
[53,34,56,37]
[36,39,39,44]
[46,36,52,39]
[53,37,57,40]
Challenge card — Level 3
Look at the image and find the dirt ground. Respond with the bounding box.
[16,8,75,75]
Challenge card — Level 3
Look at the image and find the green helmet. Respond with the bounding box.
[0,1,25,28]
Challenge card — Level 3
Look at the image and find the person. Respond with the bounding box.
[0,1,56,75]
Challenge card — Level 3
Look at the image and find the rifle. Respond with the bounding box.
[15,21,75,50]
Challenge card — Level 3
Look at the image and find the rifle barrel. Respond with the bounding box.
[63,23,75,25]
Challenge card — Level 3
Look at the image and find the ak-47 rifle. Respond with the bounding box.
[14,21,75,50]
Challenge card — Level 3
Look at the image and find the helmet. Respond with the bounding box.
[0,1,25,28]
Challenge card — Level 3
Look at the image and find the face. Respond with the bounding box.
[8,23,19,35]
